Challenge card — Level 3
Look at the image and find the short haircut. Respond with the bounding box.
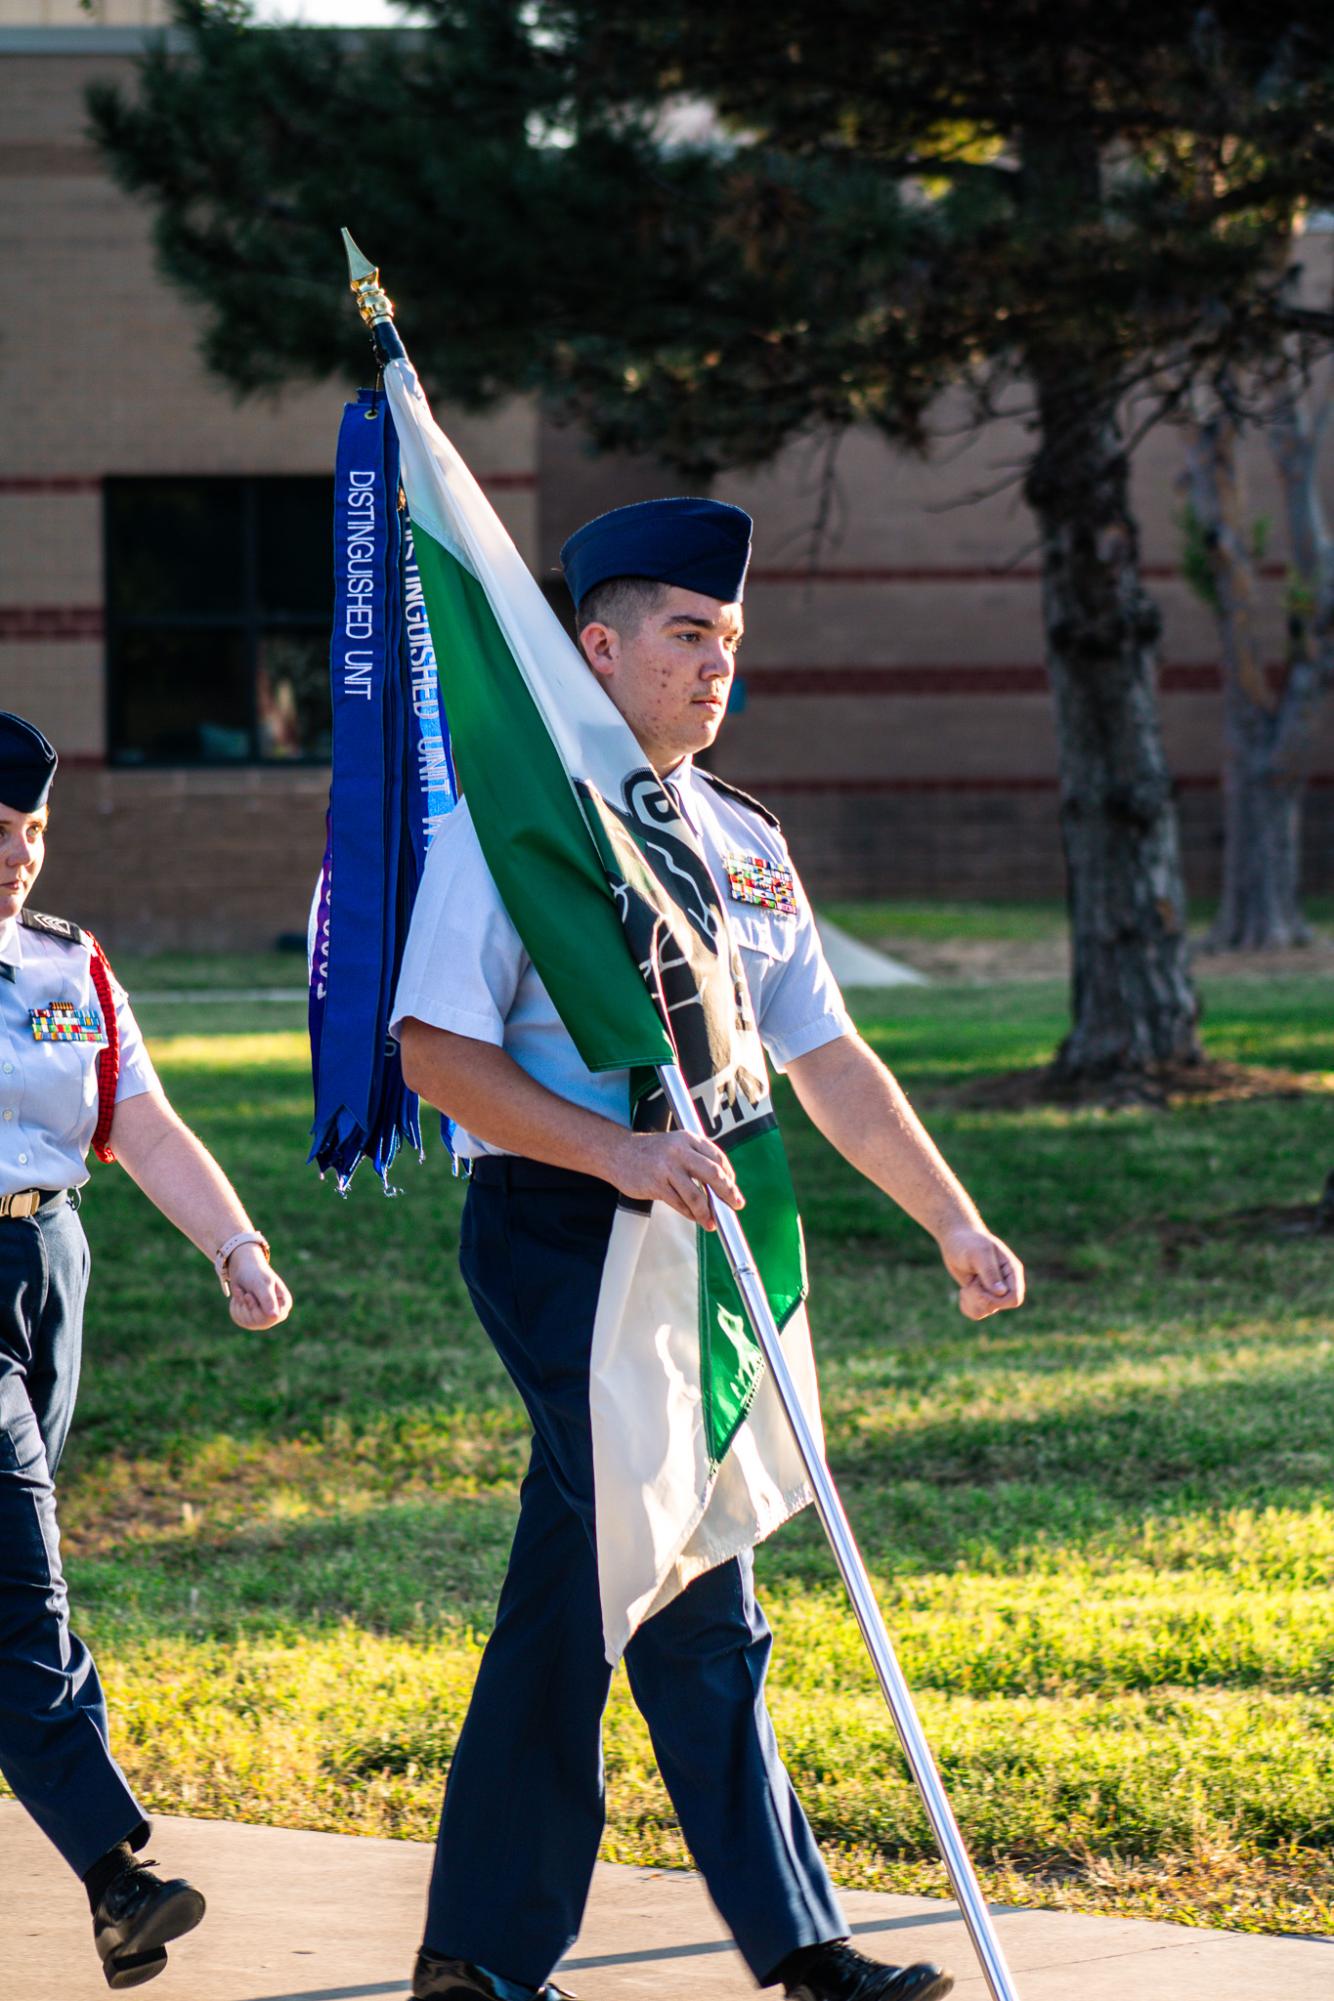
[574,574,672,641]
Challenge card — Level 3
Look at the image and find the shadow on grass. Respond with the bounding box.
[72,1490,522,1639]
[830,1348,1334,1493]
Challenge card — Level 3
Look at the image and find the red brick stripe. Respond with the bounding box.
[31,757,1334,790]
[748,562,1289,585]
[737,772,1334,794]
[0,476,101,495]
[0,144,102,179]
[0,607,104,640]
[0,473,534,495]
[736,775,1059,794]
[741,664,1249,695]
[749,565,1048,585]
[743,665,1047,695]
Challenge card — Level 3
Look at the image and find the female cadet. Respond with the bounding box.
[0,711,292,1988]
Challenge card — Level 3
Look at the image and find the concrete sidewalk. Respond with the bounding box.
[2,1802,1330,2001]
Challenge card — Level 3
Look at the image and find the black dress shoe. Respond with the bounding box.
[92,1857,206,1990]
[782,1941,953,2001]
[412,1951,576,2001]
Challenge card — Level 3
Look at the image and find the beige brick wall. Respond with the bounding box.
[1,645,105,754]
[37,765,329,952]
[769,783,1334,905]
[737,578,1048,668]
[0,493,101,602]
[0,4,171,23]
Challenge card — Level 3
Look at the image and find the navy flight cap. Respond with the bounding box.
[0,712,57,813]
[561,497,753,613]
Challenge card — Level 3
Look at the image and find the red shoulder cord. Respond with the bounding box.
[84,934,121,1164]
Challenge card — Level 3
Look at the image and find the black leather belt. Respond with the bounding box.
[467,1156,611,1195]
[0,1188,66,1220]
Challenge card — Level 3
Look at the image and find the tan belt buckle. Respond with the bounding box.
[0,1189,42,1220]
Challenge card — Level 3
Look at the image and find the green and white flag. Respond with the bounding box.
[385,360,823,1662]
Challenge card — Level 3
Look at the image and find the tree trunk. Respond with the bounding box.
[1025,363,1202,1079]
[1017,115,1201,1082]
[1264,381,1334,928]
[1187,405,1312,948]
[1210,718,1309,949]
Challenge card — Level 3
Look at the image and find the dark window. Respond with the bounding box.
[106,477,333,765]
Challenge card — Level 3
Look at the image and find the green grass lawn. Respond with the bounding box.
[22,954,1334,1936]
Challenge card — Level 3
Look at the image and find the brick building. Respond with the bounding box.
[4,8,1334,946]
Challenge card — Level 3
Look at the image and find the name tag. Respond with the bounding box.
[29,1000,106,1046]
[722,853,797,916]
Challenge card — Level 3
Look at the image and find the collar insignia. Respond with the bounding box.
[722,853,797,916]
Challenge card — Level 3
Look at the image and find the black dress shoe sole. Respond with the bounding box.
[789,1971,953,2001]
[102,1885,207,1989]
[104,1945,169,1991]
[410,1954,576,2001]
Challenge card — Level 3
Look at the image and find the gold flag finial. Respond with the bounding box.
[341,228,406,366]
[341,227,376,285]
[342,227,396,329]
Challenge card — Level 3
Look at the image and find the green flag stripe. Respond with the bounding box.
[697,1123,808,1465]
[412,526,673,1075]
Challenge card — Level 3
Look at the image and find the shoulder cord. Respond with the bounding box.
[85,936,120,1164]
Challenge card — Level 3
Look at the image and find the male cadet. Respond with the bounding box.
[393,500,1025,2001]
[0,713,293,1987]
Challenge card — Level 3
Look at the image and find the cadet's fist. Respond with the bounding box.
[939,1225,1025,1321]
[226,1242,294,1332]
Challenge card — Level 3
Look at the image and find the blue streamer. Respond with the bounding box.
[308,389,457,1189]
[402,524,460,1156]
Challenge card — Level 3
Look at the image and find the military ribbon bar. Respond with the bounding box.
[30,1000,106,1044]
[721,853,797,916]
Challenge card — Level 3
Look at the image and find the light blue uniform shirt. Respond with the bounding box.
[391,758,853,1158]
[0,914,160,1199]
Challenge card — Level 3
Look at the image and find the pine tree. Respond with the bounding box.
[91,0,1334,1082]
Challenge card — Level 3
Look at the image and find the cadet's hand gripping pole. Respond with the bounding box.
[656,1062,1022,2001]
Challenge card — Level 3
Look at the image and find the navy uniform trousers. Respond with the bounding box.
[425,1161,846,1989]
[0,1194,147,1874]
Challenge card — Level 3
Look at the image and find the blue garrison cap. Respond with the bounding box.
[0,713,57,813]
[561,497,753,613]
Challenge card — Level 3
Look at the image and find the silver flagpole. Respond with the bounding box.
[655,1061,1022,2001]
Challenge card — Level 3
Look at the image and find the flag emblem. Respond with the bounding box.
[723,853,797,916]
